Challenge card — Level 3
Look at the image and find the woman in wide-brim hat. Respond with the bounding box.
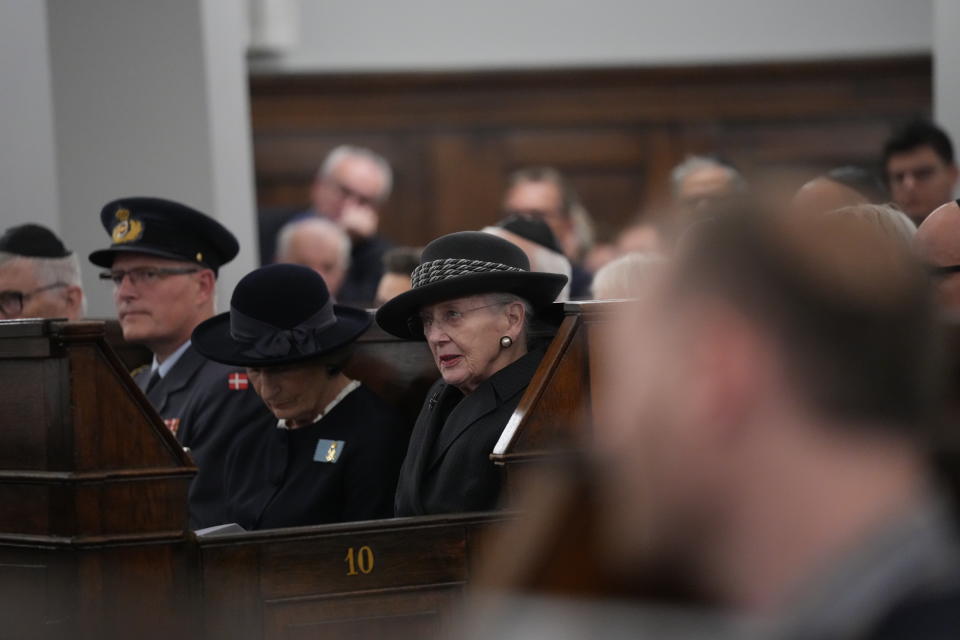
[192,263,408,530]
[376,231,567,517]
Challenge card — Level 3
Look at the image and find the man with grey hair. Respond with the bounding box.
[0,223,84,320]
[670,155,747,215]
[265,145,394,306]
[275,217,352,298]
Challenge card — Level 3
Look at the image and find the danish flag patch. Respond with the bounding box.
[228,372,249,391]
[164,418,181,435]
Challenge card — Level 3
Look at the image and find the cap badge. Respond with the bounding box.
[111,208,143,244]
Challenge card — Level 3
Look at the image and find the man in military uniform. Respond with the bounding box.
[89,197,275,528]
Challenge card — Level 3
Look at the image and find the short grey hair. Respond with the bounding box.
[318,145,394,202]
[0,251,86,314]
[276,217,352,269]
[484,292,534,343]
[670,155,746,197]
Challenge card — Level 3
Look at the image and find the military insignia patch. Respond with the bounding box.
[164,418,181,435]
[314,439,345,463]
[111,207,143,244]
[228,372,249,390]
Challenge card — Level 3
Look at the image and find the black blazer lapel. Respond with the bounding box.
[425,383,498,472]
[425,349,546,473]
[403,384,457,513]
[148,345,205,414]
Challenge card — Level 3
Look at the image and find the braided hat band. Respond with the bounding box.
[411,258,524,289]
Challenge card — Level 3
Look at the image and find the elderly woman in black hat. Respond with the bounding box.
[376,231,567,516]
[192,264,408,529]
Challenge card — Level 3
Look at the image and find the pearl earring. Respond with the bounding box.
[499,336,513,349]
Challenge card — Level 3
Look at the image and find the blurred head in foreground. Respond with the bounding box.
[915,199,960,315]
[595,205,947,614]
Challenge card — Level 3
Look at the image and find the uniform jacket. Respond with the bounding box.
[395,349,544,517]
[223,384,408,530]
[134,345,276,528]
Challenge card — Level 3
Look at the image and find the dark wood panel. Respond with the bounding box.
[250,56,931,248]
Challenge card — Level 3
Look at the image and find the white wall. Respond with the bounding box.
[44,0,256,317]
[0,0,59,230]
[934,0,960,167]
[257,0,932,72]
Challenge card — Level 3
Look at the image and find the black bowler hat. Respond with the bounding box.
[497,213,562,254]
[0,224,71,258]
[88,197,239,273]
[192,263,371,367]
[376,231,567,340]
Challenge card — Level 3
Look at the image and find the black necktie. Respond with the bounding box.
[144,369,161,394]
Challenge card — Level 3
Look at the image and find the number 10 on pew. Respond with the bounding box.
[345,545,375,575]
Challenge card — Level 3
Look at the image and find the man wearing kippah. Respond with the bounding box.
[89,197,275,528]
[0,223,85,321]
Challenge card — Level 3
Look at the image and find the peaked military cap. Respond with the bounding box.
[88,197,238,274]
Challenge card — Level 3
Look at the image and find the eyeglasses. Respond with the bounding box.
[99,266,200,287]
[0,283,69,318]
[407,303,504,335]
[928,264,960,278]
[332,180,379,209]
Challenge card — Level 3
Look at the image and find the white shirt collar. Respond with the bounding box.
[151,339,192,379]
[276,379,361,430]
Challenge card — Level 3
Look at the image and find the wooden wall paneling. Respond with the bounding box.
[250,57,930,252]
[428,132,504,239]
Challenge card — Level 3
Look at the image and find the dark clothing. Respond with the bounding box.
[774,493,960,640]
[135,346,276,529]
[569,263,593,299]
[395,349,545,517]
[223,385,408,530]
[258,207,390,306]
[340,232,391,307]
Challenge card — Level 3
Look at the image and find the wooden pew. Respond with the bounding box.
[491,301,616,496]
[0,319,196,640]
[1,302,601,639]
[195,512,506,640]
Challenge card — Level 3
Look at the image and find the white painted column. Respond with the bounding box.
[0,0,60,231]
[934,0,960,199]
[45,0,256,316]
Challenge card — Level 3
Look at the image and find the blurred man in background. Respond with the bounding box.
[484,214,573,302]
[261,145,394,306]
[503,166,594,298]
[276,217,351,299]
[596,209,960,638]
[883,120,958,224]
[374,246,420,307]
[670,155,746,216]
[309,145,393,305]
[0,223,84,320]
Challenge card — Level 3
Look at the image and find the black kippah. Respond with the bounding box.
[497,214,562,254]
[0,224,71,258]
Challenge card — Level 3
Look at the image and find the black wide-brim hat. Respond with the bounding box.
[192,263,371,367]
[89,197,239,273]
[376,231,568,340]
